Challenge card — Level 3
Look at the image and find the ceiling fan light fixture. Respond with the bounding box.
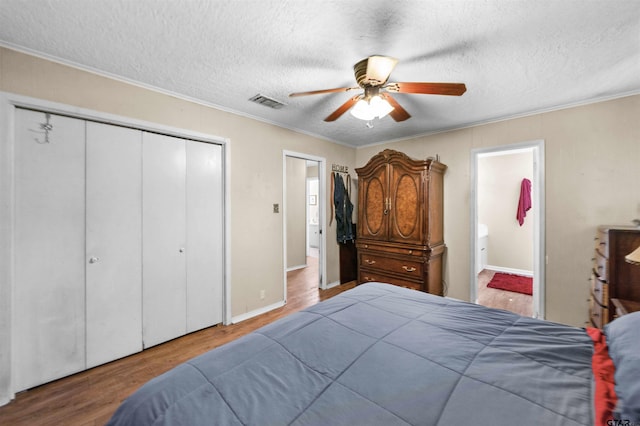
[354,55,398,86]
[350,95,394,121]
[291,55,465,123]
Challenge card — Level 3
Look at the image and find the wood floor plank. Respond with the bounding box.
[0,255,355,425]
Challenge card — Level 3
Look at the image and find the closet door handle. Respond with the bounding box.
[89,257,99,264]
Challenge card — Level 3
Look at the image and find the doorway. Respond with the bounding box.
[283,151,326,305]
[470,140,545,318]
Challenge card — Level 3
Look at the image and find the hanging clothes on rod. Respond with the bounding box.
[331,171,354,243]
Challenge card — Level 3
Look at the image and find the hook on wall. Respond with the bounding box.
[29,113,53,144]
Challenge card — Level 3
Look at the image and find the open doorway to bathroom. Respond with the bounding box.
[470,140,545,318]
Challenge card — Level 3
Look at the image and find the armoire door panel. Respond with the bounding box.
[389,164,423,244]
[391,172,419,239]
[185,141,224,332]
[142,132,187,348]
[13,109,86,391]
[86,122,143,368]
[359,164,387,239]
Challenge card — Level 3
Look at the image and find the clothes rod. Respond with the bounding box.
[332,164,349,174]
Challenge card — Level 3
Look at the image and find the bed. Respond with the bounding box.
[107,282,640,426]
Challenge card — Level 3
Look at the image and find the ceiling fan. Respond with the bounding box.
[289,55,466,122]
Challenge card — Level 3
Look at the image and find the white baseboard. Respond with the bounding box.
[486,265,533,277]
[0,394,13,408]
[231,300,285,324]
[325,280,341,289]
[286,264,306,272]
[231,280,345,324]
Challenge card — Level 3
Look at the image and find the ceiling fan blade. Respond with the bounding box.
[386,82,467,96]
[380,94,411,122]
[289,87,359,97]
[354,55,398,87]
[324,96,360,122]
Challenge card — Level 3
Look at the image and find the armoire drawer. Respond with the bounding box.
[359,252,424,278]
[359,269,422,291]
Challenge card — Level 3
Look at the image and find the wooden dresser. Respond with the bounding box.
[355,149,446,295]
[589,226,640,327]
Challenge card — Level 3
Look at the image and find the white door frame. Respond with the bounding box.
[0,91,231,405]
[469,139,545,319]
[283,150,327,300]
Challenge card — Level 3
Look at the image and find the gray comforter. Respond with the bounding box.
[107,282,594,426]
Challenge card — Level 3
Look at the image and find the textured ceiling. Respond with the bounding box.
[0,0,639,147]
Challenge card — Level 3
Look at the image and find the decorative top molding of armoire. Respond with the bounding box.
[355,149,447,295]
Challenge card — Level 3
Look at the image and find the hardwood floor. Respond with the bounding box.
[0,257,355,426]
[477,269,532,317]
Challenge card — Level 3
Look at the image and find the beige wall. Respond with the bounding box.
[356,94,640,326]
[286,156,307,269]
[0,47,356,319]
[478,151,534,271]
[1,46,638,328]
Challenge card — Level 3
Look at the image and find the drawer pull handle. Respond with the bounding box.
[364,259,376,265]
[363,276,374,282]
[402,266,416,272]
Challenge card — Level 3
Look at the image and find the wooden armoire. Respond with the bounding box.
[355,149,446,295]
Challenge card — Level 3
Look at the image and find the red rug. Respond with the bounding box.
[486,272,533,295]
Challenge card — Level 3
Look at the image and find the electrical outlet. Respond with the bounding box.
[273,203,279,213]
[260,290,266,300]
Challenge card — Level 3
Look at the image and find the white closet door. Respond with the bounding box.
[86,122,143,368]
[186,141,224,332]
[142,132,187,348]
[13,110,86,391]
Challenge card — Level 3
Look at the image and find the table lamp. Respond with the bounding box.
[625,245,640,266]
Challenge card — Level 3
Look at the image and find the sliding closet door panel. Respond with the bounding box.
[86,122,143,368]
[142,132,187,348]
[186,141,224,332]
[13,109,86,391]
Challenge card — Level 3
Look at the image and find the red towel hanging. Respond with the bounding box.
[516,178,532,226]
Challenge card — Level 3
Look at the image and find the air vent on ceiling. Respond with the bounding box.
[249,94,286,109]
